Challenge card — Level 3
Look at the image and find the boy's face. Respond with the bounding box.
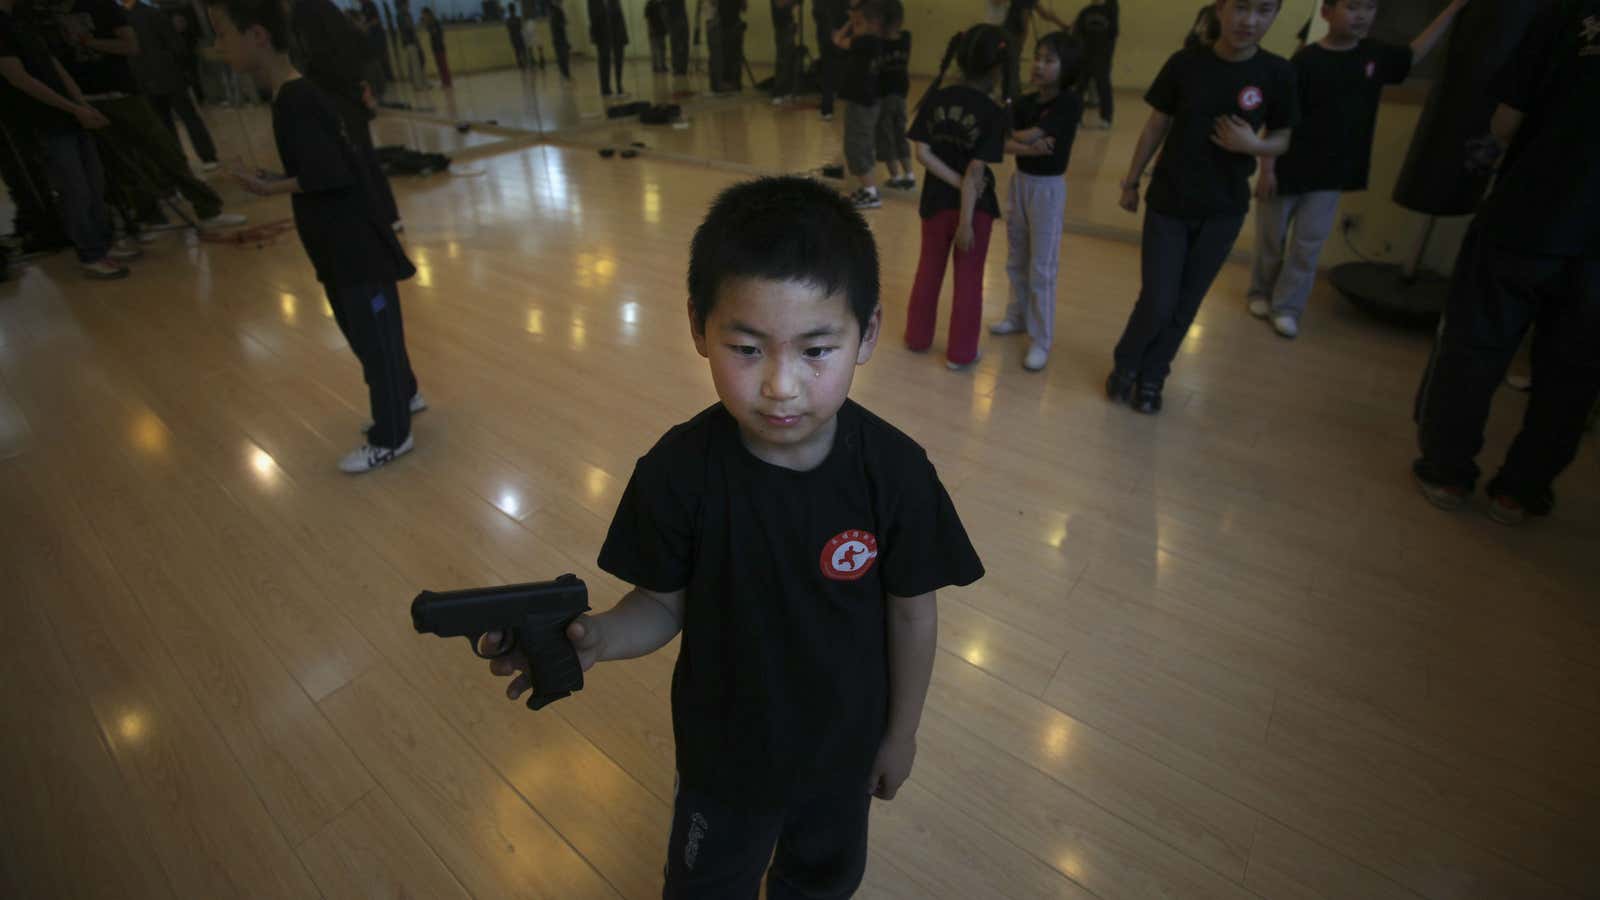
[207,6,269,76]
[1030,46,1060,88]
[1215,0,1280,50]
[691,278,880,469]
[1323,0,1376,40]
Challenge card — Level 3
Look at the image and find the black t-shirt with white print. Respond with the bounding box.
[1274,40,1412,195]
[1144,44,1299,218]
[907,83,1008,219]
[598,400,984,809]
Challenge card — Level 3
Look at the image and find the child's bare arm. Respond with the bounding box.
[868,590,938,800]
[914,140,965,190]
[955,159,984,250]
[1411,0,1469,65]
[1120,109,1171,211]
[485,585,685,701]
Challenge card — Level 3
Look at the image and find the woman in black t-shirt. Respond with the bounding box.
[904,25,1012,370]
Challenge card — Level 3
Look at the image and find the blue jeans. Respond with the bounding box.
[41,129,112,263]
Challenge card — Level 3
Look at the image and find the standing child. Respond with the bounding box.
[991,30,1082,372]
[1249,0,1467,338]
[484,176,984,897]
[874,0,913,189]
[548,0,571,81]
[1110,0,1298,413]
[505,1,528,69]
[644,0,668,73]
[1071,0,1116,128]
[904,24,1013,370]
[833,0,885,209]
[210,0,424,473]
[419,6,448,87]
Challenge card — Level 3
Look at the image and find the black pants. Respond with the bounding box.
[719,18,745,91]
[148,89,218,163]
[1113,207,1244,386]
[772,22,798,96]
[511,35,529,68]
[668,0,690,74]
[814,31,840,115]
[1084,52,1113,123]
[327,281,418,448]
[553,38,572,78]
[663,780,870,899]
[0,121,63,242]
[1413,223,1600,511]
[92,94,222,223]
[597,35,626,94]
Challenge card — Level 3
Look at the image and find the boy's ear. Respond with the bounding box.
[855,303,882,365]
[688,298,710,359]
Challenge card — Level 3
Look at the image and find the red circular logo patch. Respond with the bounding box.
[1364,60,1377,79]
[820,530,879,581]
[1238,86,1263,111]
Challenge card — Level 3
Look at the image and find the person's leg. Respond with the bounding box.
[1112,208,1188,377]
[1025,175,1065,352]
[332,282,414,449]
[1413,226,1542,493]
[947,212,995,366]
[1096,57,1113,124]
[0,123,64,244]
[670,3,690,74]
[598,37,614,94]
[1001,173,1032,328]
[663,783,784,899]
[438,47,452,87]
[765,780,871,900]
[652,33,667,72]
[906,211,957,352]
[555,39,572,79]
[1487,257,1600,511]
[816,35,837,117]
[1138,213,1245,385]
[844,103,879,195]
[148,92,179,138]
[99,96,224,219]
[171,89,218,163]
[1271,189,1340,321]
[41,130,113,264]
[613,36,625,91]
[1247,191,1292,308]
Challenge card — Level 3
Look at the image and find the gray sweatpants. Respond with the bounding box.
[1249,189,1341,319]
[1003,172,1066,349]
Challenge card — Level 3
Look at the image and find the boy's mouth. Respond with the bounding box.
[760,413,804,427]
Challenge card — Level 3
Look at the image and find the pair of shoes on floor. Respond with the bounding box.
[361,391,429,434]
[887,175,916,190]
[82,258,131,280]
[848,188,881,209]
[339,434,415,473]
[1248,296,1300,339]
[1105,369,1161,413]
[1414,468,1549,526]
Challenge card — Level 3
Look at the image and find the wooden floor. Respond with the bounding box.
[1,84,1597,900]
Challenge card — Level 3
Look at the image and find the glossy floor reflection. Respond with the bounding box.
[1,125,1596,900]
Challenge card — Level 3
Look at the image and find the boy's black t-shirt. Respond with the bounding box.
[1012,89,1081,177]
[1477,0,1600,258]
[1274,40,1411,195]
[271,78,415,286]
[837,33,881,104]
[52,0,135,96]
[598,400,984,808]
[0,10,74,132]
[907,83,1008,219]
[877,30,910,98]
[1144,45,1299,218]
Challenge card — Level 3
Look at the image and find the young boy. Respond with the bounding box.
[1249,0,1468,338]
[207,0,424,473]
[834,0,886,209]
[874,0,913,188]
[1111,0,1298,414]
[486,176,985,896]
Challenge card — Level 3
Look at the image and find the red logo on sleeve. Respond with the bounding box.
[820,530,879,581]
[1238,86,1263,111]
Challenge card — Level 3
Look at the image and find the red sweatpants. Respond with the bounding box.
[905,209,995,365]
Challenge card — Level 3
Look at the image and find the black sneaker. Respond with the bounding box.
[1105,370,1136,405]
[1132,382,1163,415]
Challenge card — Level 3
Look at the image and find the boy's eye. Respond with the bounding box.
[802,346,836,360]
[729,345,760,357]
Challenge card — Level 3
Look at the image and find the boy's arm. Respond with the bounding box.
[487,585,685,700]
[1,56,94,120]
[1120,108,1171,211]
[869,590,938,800]
[1410,0,1468,65]
[1255,153,1277,200]
[955,159,984,249]
[1212,116,1290,157]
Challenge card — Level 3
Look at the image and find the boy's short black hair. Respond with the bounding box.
[688,177,880,337]
[204,0,289,50]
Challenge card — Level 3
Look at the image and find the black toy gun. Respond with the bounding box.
[412,574,591,709]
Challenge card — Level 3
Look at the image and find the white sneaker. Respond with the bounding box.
[1272,314,1300,339]
[339,434,414,473]
[849,188,881,210]
[108,239,143,261]
[1248,297,1270,318]
[82,258,130,280]
[989,318,1025,336]
[361,391,429,433]
[946,351,982,371]
[199,212,247,229]
[200,161,220,173]
[1023,343,1049,372]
